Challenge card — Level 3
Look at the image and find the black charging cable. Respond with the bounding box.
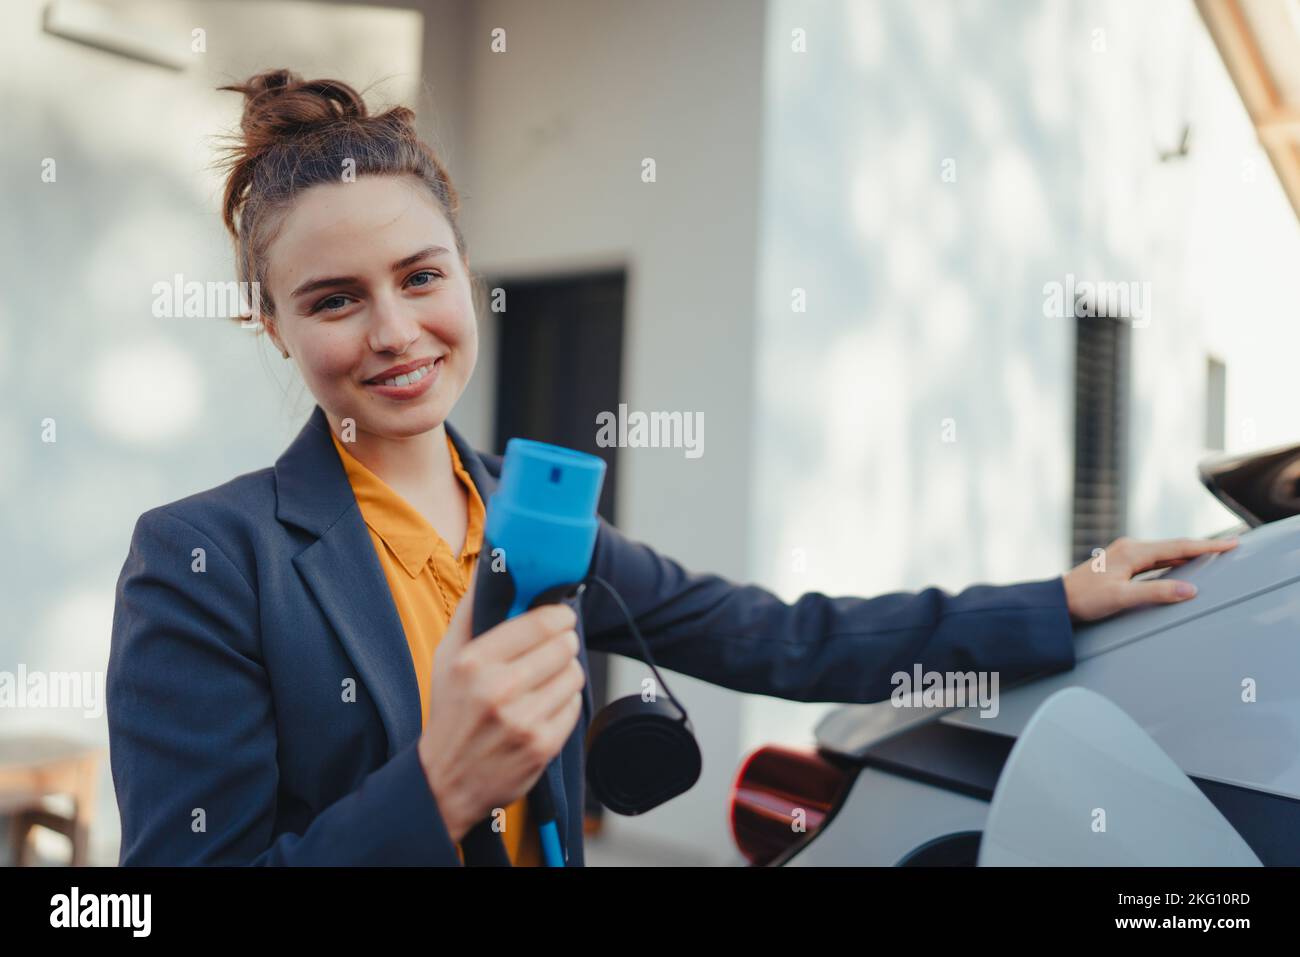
[582,574,692,724]
[579,574,702,818]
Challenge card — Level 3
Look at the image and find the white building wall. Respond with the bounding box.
[745,0,1300,759]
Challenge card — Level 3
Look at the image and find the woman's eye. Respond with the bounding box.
[309,271,441,313]
[312,294,353,314]
[406,269,444,288]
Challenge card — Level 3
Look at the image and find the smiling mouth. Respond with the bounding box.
[364,357,443,387]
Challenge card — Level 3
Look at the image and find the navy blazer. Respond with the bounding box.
[107,403,1077,866]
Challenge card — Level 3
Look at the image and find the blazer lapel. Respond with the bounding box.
[274,404,571,858]
[274,404,421,760]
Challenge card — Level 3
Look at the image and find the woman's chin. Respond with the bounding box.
[354,394,447,435]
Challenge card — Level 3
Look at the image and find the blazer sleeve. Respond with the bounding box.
[580,517,1077,704]
[107,507,463,866]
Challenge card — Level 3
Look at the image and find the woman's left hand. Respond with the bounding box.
[1061,535,1239,623]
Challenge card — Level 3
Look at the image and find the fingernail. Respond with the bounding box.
[1176,582,1197,598]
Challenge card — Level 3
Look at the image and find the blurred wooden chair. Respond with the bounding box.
[0,735,101,866]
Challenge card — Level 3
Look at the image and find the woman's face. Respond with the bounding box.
[263,173,478,442]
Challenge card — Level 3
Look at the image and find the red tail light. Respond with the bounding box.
[728,745,853,866]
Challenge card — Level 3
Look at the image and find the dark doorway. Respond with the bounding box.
[488,267,626,832]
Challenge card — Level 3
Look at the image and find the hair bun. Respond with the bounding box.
[220,69,369,142]
[214,67,467,305]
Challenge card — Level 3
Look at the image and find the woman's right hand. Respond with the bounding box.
[417,571,586,844]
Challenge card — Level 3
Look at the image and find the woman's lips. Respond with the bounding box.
[363,357,443,400]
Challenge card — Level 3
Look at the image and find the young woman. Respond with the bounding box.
[106,69,1237,867]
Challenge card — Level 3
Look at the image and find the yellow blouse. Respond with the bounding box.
[330,426,540,866]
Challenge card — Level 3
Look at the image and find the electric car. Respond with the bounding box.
[729,444,1300,866]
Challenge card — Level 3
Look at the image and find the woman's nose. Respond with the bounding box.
[367,292,422,354]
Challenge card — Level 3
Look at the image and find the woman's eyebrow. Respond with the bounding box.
[290,245,452,298]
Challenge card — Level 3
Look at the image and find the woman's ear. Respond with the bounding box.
[265,321,290,359]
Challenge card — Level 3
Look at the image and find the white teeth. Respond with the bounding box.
[372,362,435,387]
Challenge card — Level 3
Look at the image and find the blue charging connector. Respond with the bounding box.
[465,438,606,867]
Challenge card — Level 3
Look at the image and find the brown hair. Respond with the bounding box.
[215,69,468,328]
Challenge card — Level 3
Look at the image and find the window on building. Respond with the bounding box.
[1071,298,1132,566]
